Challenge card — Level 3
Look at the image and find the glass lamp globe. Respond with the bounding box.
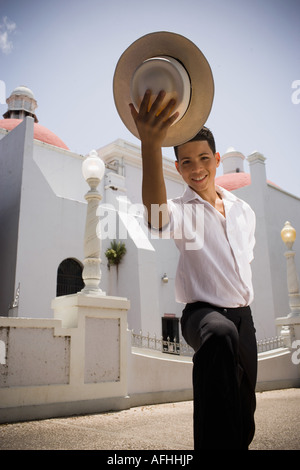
[281,221,296,246]
[82,150,105,181]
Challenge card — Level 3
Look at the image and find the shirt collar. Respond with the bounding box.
[181,184,238,204]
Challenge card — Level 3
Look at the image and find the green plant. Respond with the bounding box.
[105,241,127,268]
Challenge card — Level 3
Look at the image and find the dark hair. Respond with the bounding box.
[174,126,216,160]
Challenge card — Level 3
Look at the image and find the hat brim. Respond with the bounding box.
[113,31,214,147]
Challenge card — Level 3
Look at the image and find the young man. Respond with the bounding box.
[130,90,257,450]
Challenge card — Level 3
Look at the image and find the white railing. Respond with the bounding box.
[257,336,284,353]
[131,330,194,356]
[131,330,285,356]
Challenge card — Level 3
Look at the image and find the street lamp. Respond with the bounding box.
[281,220,296,250]
[281,221,300,317]
[81,150,106,295]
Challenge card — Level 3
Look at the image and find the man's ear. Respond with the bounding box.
[215,152,221,167]
[175,160,181,174]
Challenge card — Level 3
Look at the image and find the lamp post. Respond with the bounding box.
[81,150,106,295]
[281,221,300,317]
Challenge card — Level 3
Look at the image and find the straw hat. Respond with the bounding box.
[113,31,214,147]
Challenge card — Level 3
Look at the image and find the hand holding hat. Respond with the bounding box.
[129,89,179,148]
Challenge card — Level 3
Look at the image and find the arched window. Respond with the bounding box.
[56,258,84,297]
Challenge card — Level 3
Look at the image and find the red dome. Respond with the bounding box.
[215,172,251,191]
[216,171,280,191]
[0,119,69,150]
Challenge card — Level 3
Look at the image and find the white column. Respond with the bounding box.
[81,150,106,295]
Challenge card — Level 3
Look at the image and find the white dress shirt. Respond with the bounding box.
[164,185,256,308]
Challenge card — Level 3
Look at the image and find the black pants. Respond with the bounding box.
[181,301,257,450]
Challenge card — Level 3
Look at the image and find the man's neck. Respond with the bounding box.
[190,185,218,204]
[189,185,225,216]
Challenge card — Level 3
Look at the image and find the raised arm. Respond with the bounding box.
[129,90,178,229]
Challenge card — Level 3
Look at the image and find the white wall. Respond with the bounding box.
[0,119,31,316]
[1,301,299,424]
[0,294,130,423]
[15,134,87,318]
[265,185,300,319]
[233,156,300,338]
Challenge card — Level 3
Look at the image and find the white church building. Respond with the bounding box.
[0,85,299,343]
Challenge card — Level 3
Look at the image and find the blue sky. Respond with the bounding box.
[1,0,300,197]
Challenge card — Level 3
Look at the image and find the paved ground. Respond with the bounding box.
[0,388,299,451]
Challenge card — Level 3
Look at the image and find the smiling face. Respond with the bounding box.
[175,140,220,199]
